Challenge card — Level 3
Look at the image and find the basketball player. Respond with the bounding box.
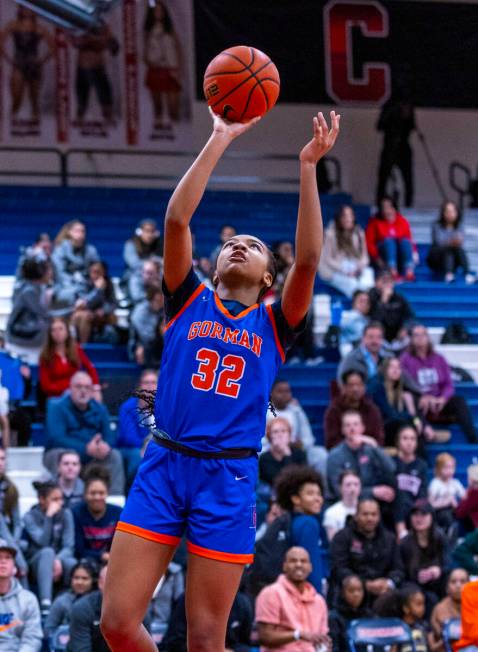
[101,107,340,651]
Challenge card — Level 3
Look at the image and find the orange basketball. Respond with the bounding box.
[203,45,280,123]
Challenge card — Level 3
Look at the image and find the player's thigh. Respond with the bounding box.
[102,530,176,626]
[185,553,245,647]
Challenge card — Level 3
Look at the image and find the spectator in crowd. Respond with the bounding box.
[39,317,101,404]
[339,290,370,356]
[329,498,404,604]
[5,258,52,364]
[455,464,478,532]
[255,499,284,542]
[52,220,100,307]
[318,205,374,297]
[271,241,295,300]
[323,470,361,542]
[0,449,27,579]
[128,258,162,305]
[15,232,53,285]
[326,410,395,508]
[148,561,184,633]
[23,479,76,617]
[0,538,42,651]
[429,568,469,652]
[117,369,158,487]
[68,563,110,652]
[368,270,414,353]
[255,546,330,652]
[44,560,96,641]
[399,500,448,610]
[44,371,125,495]
[453,528,478,576]
[274,466,326,594]
[209,224,236,269]
[427,200,474,283]
[70,261,117,344]
[129,286,165,367]
[337,322,389,383]
[328,575,372,652]
[55,450,84,509]
[451,579,478,651]
[0,349,33,446]
[401,324,478,443]
[268,379,327,476]
[374,584,429,651]
[123,219,163,283]
[366,196,418,281]
[368,357,434,447]
[259,417,307,488]
[428,453,466,536]
[72,469,122,565]
[324,370,384,450]
[392,425,428,538]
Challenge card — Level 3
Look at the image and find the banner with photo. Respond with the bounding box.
[0,0,194,147]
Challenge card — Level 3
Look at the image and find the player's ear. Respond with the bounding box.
[263,270,273,289]
[212,272,219,288]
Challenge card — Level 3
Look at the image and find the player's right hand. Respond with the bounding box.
[209,107,260,140]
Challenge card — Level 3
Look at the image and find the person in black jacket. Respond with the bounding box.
[329,497,404,605]
[328,574,373,652]
[368,271,414,353]
[68,564,109,652]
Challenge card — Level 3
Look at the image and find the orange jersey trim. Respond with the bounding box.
[265,304,285,363]
[214,293,259,320]
[165,283,206,331]
[116,522,181,546]
[187,540,254,565]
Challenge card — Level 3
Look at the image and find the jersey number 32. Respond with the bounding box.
[191,347,245,398]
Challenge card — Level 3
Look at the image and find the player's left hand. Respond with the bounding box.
[300,110,340,164]
[209,106,260,140]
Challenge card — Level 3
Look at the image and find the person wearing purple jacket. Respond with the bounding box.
[400,324,477,443]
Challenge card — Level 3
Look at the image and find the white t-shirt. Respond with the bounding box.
[428,477,466,504]
[0,385,9,417]
[323,501,356,535]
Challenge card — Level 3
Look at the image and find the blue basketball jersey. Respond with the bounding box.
[154,277,290,452]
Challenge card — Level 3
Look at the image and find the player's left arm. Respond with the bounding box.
[281,111,340,328]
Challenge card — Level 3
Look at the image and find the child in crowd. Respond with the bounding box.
[328,574,372,652]
[428,453,465,535]
[375,584,429,652]
[323,469,361,542]
[339,290,370,356]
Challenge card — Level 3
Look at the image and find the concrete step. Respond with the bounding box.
[7,447,45,473]
[9,470,42,498]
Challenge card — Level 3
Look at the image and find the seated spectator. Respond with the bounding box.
[70,261,117,344]
[452,579,478,651]
[123,219,163,282]
[323,470,361,542]
[366,196,418,281]
[0,448,27,576]
[255,499,284,542]
[39,317,101,404]
[455,464,478,532]
[129,286,165,367]
[268,240,295,303]
[0,538,42,651]
[392,425,428,538]
[44,371,125,495]
[148,561,184,633]
[23,479,76,617]
[72,469,122,565]
[374,584,429,651]
[339,290,370,356]
[428,453,465,537]
[329,498,404,604]
[259,417,307,488]
[209,224,236,269]
[328,575,372,652]
[368,357,434,447]
[255,546,330,651]
[117,368,158,487]
[429,568,469,652]
[268,379,327,476]
[324,370,384,450]
[128,258,162,306]
[368,270,414,353]
[44,560,96,641]
[401,324,478,443]
[68,563,110,652]
[337,321,389,383]
[427,200,474,283]
[0,348,32,445]
[52,220,100,307]
[15,232,52,285]
[274,466,326,593]
[399,500,448,611]
[326,410,395,509]
[5,257,52,364]
[55,450,84,509]
[319,204,374,297]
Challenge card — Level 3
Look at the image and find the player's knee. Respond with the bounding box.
[100,609,136,644]
[188,622,222,652]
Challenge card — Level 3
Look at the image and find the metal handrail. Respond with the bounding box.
[449,160,472,212]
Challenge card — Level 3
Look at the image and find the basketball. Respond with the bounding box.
[203,45,280,123]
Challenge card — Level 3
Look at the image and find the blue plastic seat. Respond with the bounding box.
[347,618,417,651]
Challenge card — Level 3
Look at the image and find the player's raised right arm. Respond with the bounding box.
[163,110,260,293]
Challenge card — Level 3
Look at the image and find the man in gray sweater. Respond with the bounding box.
[0,538,42,651]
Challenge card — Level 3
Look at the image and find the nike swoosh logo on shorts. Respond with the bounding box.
[235,475,247,481]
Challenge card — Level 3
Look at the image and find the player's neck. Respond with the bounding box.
[216,282,259,307]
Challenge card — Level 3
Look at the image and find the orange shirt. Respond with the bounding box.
[454,580,478,650]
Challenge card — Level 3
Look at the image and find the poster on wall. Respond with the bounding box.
[0,0,194,148]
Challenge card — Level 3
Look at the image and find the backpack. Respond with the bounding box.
[441,322,472,345]
[246,513,292,597]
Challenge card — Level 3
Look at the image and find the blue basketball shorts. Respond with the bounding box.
[116,439,258,564]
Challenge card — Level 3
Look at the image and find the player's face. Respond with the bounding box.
[216,234,272,296]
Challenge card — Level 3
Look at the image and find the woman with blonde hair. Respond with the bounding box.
[259,417,307,487]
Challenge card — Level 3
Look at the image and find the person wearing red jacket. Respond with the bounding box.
[366,197,418,281]
[455,464,478,532]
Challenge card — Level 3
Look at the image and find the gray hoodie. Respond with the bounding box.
[0,578,42,651]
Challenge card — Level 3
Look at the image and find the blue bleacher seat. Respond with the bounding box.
[347,618,417,651]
